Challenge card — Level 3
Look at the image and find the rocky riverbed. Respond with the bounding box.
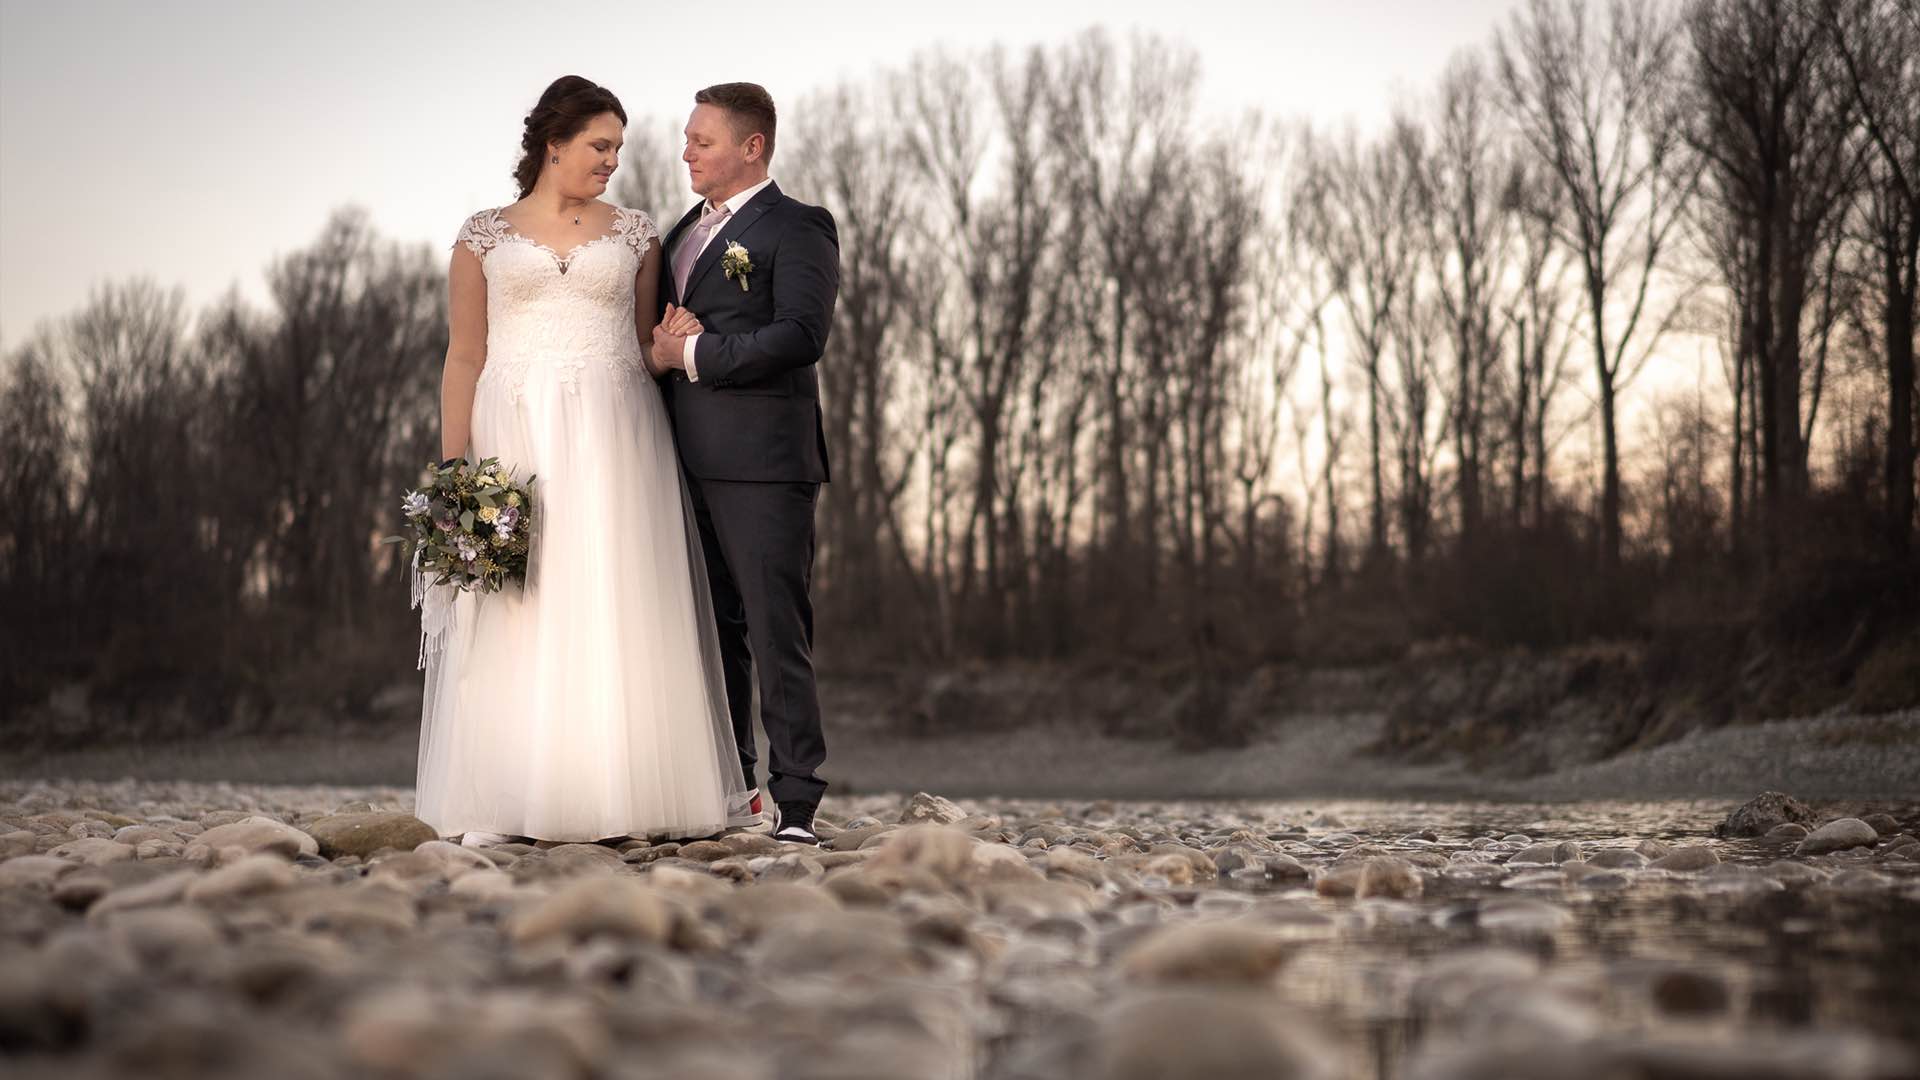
[2,780,1917,1079]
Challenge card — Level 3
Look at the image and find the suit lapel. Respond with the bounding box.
[662,202,704,305]
[684,181,782,300]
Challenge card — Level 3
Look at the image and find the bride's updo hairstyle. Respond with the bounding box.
[514,76,628,199]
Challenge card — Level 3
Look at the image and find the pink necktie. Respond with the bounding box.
[672,203,730,298]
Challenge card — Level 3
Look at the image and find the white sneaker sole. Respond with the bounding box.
[459,830,514,848]
[729,814,773,833]
[727,790,772,833]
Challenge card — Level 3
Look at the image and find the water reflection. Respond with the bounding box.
[1131,798,1920,1080]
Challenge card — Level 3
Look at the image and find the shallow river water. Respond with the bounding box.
[1179,799,1920,1080]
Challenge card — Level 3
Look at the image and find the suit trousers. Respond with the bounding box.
[684,474,828,806]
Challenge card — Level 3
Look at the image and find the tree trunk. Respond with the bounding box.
[1887,237,1918,556]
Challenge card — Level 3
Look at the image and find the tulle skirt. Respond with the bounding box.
[414,355,745,841]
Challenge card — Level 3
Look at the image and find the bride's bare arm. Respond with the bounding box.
[635,240,667,378]
[440,245,487,461]
[638,243,705,377]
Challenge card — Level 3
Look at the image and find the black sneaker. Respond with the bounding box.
[773,801,820,846]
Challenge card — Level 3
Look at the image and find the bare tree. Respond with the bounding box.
[1381,181,1450,570]
[1299,128,1421,567]
[1165,134,1260,641]
[1500,159,1579,528]
[1408,53,1527,546]
[217,209,444,626]
[895,46,1073,652]
[1496,0,1701,572]
[612,117,693,227]
[1822,0,1920,554]
[0,342,77,706]
[1233,124,1327,599]
[1048,30,1197,612]
[1311,313,1351,583]
[1686,0,1864,563]
[788,84,922,643]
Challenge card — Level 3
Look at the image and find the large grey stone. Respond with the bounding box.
[1,830,40,857]
[1359,856,1424,899]
[1716,791,1817,837]
[1506,843,1563,866]
[0,853,80,889]
[47,837,136,866]
[898,792,966,826]
[186,853,298,902]
[508,877,673,948]
[1861,813,1900,836]
[87,868,197,920]
[303,812,439,858]
[716,881,843,938]
[194,818,320,858]
[1650,845,1720,872]
[268,880,419,934]
[1090,988,1336,1080]
[112,824,181,846]
[1795,818,1879,857]
[1118,922,1297,986]
[757,909,922,978]
[101,904,224,969]
[867,825,977,881]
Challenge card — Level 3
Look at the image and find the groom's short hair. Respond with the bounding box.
[696,82,777,161]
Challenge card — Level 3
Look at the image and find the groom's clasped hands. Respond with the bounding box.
[649,304,703,375]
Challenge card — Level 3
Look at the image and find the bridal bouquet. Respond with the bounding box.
[388,457,536,594]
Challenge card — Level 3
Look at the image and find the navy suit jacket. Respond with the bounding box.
[658,181,838,484]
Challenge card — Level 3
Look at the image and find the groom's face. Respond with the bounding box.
[683,104,758,203]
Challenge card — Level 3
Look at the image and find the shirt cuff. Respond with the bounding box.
[684,332,701,382]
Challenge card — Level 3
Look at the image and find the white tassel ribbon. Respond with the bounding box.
[411,547,457,670]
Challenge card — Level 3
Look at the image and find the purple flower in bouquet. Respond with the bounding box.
[401,490,430,518]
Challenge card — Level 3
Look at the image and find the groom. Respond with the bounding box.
[651,82,838,845]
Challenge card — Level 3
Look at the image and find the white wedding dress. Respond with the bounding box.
[413,204,747,842]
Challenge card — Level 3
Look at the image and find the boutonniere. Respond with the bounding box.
[721,241,754,292]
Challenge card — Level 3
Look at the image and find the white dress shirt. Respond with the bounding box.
[676,176,775,382]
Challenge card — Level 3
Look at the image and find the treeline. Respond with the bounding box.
[4,1,1918,734]
[1,214,446,727]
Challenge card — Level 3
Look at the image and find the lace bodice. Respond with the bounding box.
[454,205,661,400]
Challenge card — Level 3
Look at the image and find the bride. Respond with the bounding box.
[414,75,749,845]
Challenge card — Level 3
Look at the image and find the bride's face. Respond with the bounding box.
[546,112,623,200]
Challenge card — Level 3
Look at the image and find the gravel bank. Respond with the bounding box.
[2,782,1918,1079]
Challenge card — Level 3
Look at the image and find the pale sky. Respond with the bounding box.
[0,0,1531,349]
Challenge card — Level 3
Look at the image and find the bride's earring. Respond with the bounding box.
[550,155,559,164]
